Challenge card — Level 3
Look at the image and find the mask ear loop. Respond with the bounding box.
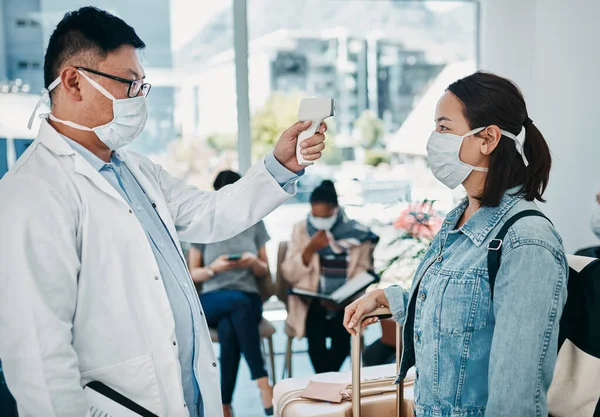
[501,129,529,167]
[77,70,116,101]
[28,77,61,129]
[459,126,489,172]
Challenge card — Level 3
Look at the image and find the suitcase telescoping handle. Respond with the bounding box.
[351,307,403,417]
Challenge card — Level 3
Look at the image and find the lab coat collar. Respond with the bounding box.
[38,119,127,205]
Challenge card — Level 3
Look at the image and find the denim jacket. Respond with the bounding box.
[385,189,568,417]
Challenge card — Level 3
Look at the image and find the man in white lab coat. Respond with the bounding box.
[0,7,326,417]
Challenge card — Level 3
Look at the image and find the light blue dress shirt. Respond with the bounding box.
[64,137,300,417]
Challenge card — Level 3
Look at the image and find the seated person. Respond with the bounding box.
[188,170,273,417]
[592,191,600,239]
[281,180,378,373]
[576,191,600,258]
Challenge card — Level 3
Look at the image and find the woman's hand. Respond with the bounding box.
[209,255,238,273]
[235,252,258,269]
[309,230,330,251]
[343,289,389,336]
[302,230,330,266]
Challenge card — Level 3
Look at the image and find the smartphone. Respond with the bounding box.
[227,254,242,261]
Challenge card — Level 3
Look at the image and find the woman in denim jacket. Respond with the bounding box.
[344,72,568,417]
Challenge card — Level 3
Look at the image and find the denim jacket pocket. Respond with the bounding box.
[439,270,490,335]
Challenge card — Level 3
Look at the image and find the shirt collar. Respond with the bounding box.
[61,136,121,171]
[444,187,524,246]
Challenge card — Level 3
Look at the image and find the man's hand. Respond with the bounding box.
[273,121,327,172]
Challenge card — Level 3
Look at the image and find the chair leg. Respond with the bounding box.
[267,336,276,386]
[284,336,293,379]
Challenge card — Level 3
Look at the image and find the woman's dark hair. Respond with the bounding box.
[213,170,241,190]
[447,71,551,206]
[310,180,338,206]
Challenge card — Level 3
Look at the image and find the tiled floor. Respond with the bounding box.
[217,310,382,417]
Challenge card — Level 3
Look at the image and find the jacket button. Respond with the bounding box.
[414,333,420,342]
[173,341,177,346]
[128,209,133,214]
[154,276,159,280]
[183,404,187,408]
[420,292,426,301]
[212,362,217,367]
[436,256,443,262]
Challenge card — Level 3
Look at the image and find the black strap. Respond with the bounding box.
[487,210,552,300]
[85,381,159,417]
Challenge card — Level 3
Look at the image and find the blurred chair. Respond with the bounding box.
[14,138,34,161]
[274,242,295,379]
[207,269,278,386]
[0,138,7,179]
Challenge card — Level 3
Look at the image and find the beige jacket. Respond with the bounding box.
[281,221,374,339]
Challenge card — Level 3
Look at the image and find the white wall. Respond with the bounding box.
[480,0,600,253]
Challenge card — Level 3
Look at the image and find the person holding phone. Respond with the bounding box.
[187,170,273,417]
[281,180,378,373]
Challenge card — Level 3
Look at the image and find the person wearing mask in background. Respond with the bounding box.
[576,191,600,257]
[282,180,378,373]
[188,170,273,417]
[0,7,327,417]
[344,72,567,417]
[591,191,600,239]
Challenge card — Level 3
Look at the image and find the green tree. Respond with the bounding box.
[364,148,390,166]
[206,132,237,151]
[251,91,303,160]
[354,110,384,149]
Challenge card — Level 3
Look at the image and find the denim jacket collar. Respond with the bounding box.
[444,187,524,247]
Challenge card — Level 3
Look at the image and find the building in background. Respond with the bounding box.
[0,0,177,155]
[172,1,474,157]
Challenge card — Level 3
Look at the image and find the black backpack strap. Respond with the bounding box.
[487,209,552,300]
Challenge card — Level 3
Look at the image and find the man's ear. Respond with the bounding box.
[59,67,83,102]
[480,125,502,155]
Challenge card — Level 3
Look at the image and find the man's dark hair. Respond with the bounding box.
[447,72,552,207]
[44,6,145,95]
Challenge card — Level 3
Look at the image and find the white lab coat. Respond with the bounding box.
[0,120,293,417]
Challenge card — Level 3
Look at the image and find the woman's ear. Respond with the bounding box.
[480,125,502,155]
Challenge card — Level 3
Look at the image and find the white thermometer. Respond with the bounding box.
[296,97,335,166]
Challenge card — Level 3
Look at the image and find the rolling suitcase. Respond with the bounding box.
[274,307,414,416]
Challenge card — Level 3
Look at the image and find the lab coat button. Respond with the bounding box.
[154,276,159,280]
[173,341,177,346]
[212,362,217,367]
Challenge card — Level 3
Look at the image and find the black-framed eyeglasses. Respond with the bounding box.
[77,67,152,98]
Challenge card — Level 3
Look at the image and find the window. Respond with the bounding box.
[16,19,27,27]
[244,0,477,278]
[17,61,28,69]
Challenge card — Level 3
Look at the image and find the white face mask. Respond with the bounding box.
[29,70,148,150]
[308,213,338,231]
[426,126,528,189]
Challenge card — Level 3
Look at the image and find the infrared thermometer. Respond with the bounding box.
[296,98,335,166]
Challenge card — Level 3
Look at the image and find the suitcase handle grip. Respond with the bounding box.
[351,307,403,417]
